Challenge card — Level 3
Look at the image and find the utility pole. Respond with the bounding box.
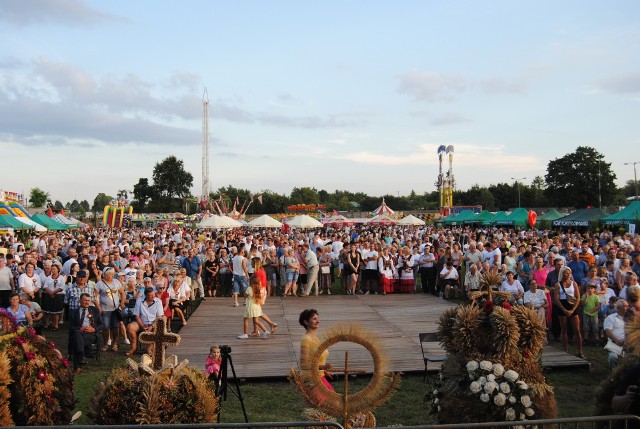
[511,177,526,208]
[625,161,639,201]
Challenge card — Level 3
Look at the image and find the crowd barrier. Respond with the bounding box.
[4,415,639,429]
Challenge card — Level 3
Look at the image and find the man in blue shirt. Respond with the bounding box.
[182,248,204,300]
[567,250,588,286]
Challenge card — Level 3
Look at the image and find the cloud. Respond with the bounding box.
[0,0,122,27]
[397,70,468,102]
[0,98,198,146]
[595,73,640,94]
[430,113,473,126]
[339,143,539,172]
[0,57,361,150]
[479,78,525,94]
[397,70,525,102]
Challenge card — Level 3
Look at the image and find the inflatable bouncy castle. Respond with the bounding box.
[103,197,133,228]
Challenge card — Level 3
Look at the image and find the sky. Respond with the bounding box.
[1,0,639,205]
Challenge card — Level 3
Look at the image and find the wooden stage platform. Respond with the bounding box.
[174,294,589,379]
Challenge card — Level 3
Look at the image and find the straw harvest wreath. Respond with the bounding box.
[426,271,557,424]
[290,323,400,427]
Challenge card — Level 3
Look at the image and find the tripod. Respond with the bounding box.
[216,346,249,423]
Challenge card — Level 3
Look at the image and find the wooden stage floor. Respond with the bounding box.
[174,293,589,379]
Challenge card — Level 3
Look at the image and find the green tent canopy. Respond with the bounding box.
[32,213,69,231]
[489,211,508,225]
[539,209,565,221]
[0,214,32,229]
[445,210,477,226]
[552,208,608,227]
[601,201,640,225]
[495,208,529,228]
[463,210,494,225]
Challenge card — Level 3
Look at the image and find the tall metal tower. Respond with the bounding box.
[201,88,210,202]
[435,145,454,215]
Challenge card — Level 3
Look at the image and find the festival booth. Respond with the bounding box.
[31,213,69,231]
[52,213,84,229]
[285,215,323,229]
[537,209,565,229]
[367,214,397,226]
[463,210,494,226]
[372,198,395,217]
[444,209,476,226]
[487,211,508,226]
[197,214,242,229]
[397,214,426,226]
[552,208,608,228]
[494,207,529,228]
[601,201,640,229]
[15,217,46,231]
[322,215,354,227]
[248,214,283,228]
[0,214,32,230]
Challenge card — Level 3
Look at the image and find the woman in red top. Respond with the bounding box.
[251,259,278,336]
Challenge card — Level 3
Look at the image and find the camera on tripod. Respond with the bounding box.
[216,344,248,422]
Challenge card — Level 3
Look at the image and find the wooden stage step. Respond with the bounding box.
[173,293,589,379]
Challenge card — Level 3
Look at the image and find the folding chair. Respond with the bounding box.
[419,332,446,382]
[84,334,101,363]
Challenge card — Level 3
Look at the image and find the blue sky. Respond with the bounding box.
[1,0,639,205]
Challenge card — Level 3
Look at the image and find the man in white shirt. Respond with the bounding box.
[604,299,629,370]
[126,286,164,356]
[440,261,459,299]
[303,244,319,296]
[362,246,379,295]
[61,247,78,275]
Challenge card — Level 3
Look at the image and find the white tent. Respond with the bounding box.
[17,217,47,231]
[285,215,323,229]
[397,214,426,226]
[248,214,283,228]
[198,214,242,229]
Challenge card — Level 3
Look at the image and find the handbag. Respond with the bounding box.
[560,283,577,306]
[109,283,125,322]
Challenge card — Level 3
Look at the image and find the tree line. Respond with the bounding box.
[29,147,638,217]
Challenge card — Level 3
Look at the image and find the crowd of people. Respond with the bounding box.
[0,222,639,371]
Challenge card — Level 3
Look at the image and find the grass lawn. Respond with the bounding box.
[43,288,613,425]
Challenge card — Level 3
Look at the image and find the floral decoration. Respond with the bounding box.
[464,359,534,421]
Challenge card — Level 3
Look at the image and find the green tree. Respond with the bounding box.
[69,199,80,212]
[64,202,71,211]
[133,178,153,212]
[54,200,64,210]
[289,187,320,204]
[530,176,546,207]
[29,187,49,208]
[622,179,639,200]
[79,200,90,212]
[544,146,617,208]
[152,156,193,200]
[92,193,113,214]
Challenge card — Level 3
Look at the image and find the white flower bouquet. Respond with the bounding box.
[464,360,535,421]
